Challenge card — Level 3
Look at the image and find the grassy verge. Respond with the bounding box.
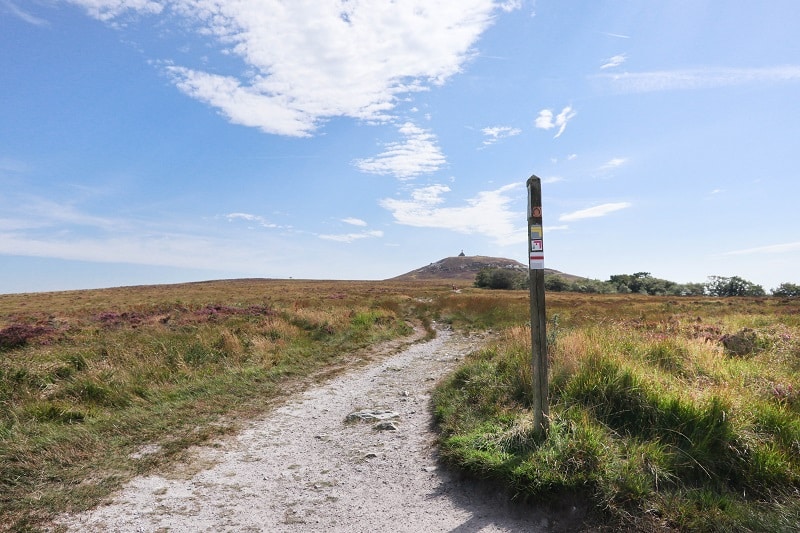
[433,294,800,532]
[4,282,798,531]
[0,279,455,531]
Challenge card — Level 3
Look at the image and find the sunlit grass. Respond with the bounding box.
[0,279,452,531]
[3,283,799,531]
[434,295,800,531]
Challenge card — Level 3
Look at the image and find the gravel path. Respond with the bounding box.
[54,327,583,532]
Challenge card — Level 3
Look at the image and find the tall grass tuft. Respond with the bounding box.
[434,297,800,531]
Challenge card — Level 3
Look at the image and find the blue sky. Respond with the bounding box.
[2,0,799,294]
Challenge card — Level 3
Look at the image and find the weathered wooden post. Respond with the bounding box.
[527,175,549,435]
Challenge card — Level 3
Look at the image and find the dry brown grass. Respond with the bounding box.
[1,278,467,531]
[2,280,798,531]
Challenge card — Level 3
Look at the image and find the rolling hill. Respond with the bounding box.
[389,255,582,282]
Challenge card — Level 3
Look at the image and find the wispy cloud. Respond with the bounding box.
[318,230,383,243]
[481,125,522,146]
[534,106,576,138]
[559,202,632,222]
[342,217,367,227]
[0,229,301,274]
[71,1,517,137]
[354,122,446,179]
[0,157,31,174]
[541,176,564,184]
[594,66,800,93]
[599,157,628,171]
[600,54,626,69]
[0,197,287,272]
[723,241,800,256]
[4,195,126,232]
[66,0,163,21]
[225,212,279,228]
[379,183,526,245]
[3,0,49,26]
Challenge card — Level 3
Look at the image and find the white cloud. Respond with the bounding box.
[534,109,554,129]
[318,230,383,243]
[602,32,630,39]
[541,176,564,184]
[354,122,446,179]
[594,66,800,93]
[225,212,278,228]
[599,157,627,170]
[67,0,163,21]
[534,106,576,138]
[379,183,526,245]
[166,67,318,137]
[3,0,49,25]
[559,202,631,222]
[342,217,367,227]
[600,54,626,69]
[70,0,517,137]
[481,125,522,146]
[498,0,522,12]
[723,241,800,256]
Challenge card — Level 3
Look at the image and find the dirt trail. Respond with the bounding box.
[54,326,582,532]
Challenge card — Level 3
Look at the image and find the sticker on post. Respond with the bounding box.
[531,239,543,252]
[530,225,543,240]
[530,253,544,270]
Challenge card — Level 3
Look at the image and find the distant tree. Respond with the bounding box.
[608,272,678,295]
[474,268,494,289]
[669,282,706,296]
[609,273,646,294]
[474,268,527,290]
[544,275,571,292]
[705,276,765,297]
[570,278,616,294]
[542,274,615,293]
[772,282,800,297]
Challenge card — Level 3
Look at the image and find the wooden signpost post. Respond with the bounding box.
[527,175,549,435]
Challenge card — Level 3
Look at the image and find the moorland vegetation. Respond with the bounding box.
[0,280,437,530]
[433,291,800,531]
[476,267,797,298]
[1,279,798,531]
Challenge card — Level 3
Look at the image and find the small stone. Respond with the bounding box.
[365,452,378,459]
[346,409,400,422]
[422,466,437,472]
[374,421,399,431]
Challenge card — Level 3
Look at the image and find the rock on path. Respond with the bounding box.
[54,328,579,532]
